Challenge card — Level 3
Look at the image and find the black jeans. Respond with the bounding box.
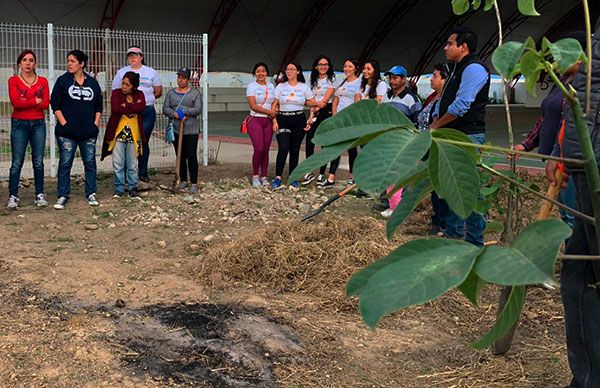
[172,133,199,184]
[275,112,306,177]
[561,172,600,388]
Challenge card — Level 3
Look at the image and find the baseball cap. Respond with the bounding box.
[126,46,143,56]
[176,66,191,79]
[384,65,408,77]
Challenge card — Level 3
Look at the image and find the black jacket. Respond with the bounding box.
[562,20,600,169]
[438,54,490,134]
[51,72,103,141]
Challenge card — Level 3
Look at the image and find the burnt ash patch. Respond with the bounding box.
[112,303,305,387]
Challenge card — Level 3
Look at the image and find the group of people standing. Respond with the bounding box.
[7,45,202,210]
[245,56,421,191]
[243,27,486,246]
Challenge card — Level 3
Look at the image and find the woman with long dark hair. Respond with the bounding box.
[245,62,276,187]
[270,62,316,189]
[111,46,162,184]
[101,71,147,198]
[329,58,361,187]
[358,59,387,102]
[7,49,50,209]
[51,49,103,209]
[301,55,336,186]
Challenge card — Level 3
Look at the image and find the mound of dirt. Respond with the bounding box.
[194,216,411,300]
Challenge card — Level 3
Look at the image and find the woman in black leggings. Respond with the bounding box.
[301,55,336,187]
[270,62,316,190]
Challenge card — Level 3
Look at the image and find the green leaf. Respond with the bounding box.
[348,238,481,328]
[458,271,487,306]
[471,0,481,10]
[492,42,525,79]
[547,38,585,73]
[517,0,539,16]
[354,130,432,194]
[429,141,479,218]
[483,0,493,11]
[386,178,433,240]
[432,128,479,161]
[521,50,542,96]
[484,220,505,234]
[313,100,415,146]
[451,0,470,15]
[541,37,551,54]
[474,219,572,286]
[523,36,536,51]
[288,140,354,183]
[470,286,526,350]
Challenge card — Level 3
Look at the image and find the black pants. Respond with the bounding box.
[304,104,339,176]
[348,147,358,174]
[275,112,306,177]
[561,172,600,388]
[172,133,199,184]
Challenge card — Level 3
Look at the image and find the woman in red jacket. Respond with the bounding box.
[7,49,50,209]
[101,71,146,198]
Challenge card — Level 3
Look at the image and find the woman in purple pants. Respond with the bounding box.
[245,62,276,187]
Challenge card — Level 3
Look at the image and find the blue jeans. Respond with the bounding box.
[561,172,600,388]
[138,105,156,178]
[431,191,449,229]
[112,141,138,193]
[443,132,487,246]
[9,119,46,196]
[559,176,577,229]
[56,136,97,198]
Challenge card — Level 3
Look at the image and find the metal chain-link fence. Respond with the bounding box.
[0,23,208,178]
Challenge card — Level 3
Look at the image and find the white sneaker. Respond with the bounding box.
[260,177,269,186]
[35,193,48,207]
[251,176,261,187]
[7,195,19,210]
[53,196,68,210]
[86,193,99,206]
[381,209,393,218]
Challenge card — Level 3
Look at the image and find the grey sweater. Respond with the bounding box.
[162,88,203,135]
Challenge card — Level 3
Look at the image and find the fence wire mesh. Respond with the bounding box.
[0,23,207,178]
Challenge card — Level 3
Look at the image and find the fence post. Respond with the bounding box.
[202,33,209,166]
[47,23,56,177]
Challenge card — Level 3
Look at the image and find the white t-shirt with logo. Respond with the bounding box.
[335,77,361,112]
[312,77,336,103]
[246,81,275,118]
[274,82,314,112]
[360,80,389,100]
[111,65,162,106]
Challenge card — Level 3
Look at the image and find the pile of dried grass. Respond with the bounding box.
[194,216,412,298]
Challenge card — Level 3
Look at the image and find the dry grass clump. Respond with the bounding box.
[194,216,410,298]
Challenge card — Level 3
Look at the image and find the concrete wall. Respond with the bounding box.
[208,87,247,112]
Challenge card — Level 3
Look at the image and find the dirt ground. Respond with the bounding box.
[0,163,571,387]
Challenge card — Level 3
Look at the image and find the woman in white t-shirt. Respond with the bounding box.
[111,46,162,183]
[357,59,387,102]
[301,55,336,187]
[330,58,361,186]
[270,62,317,190]
[246,62,276,187]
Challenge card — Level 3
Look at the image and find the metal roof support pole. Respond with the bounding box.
[358,0,419,64]
[207,0,241,56]
[409,11,476,83]
[99,0,126,29]
[478,0,554,62]
[277,0,337,74]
